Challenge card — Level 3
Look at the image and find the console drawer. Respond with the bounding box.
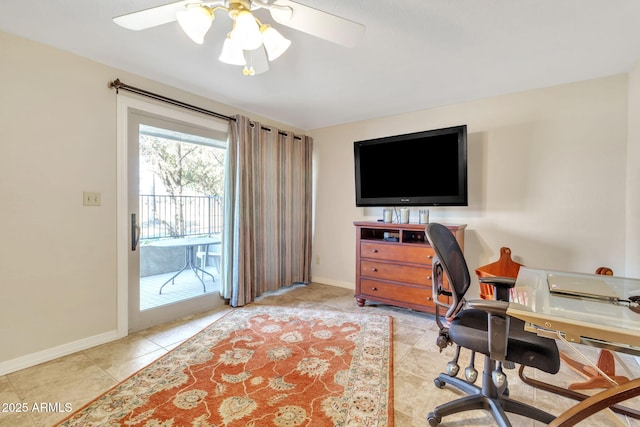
[361,260,432,285]
[360,279,435,307]
[361,242,435,264]
[355,222,465,314]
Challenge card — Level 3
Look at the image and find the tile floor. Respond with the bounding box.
[1,283,639,426]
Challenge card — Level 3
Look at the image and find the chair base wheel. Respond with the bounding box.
[434,378,446,389]
[427,412,441,426]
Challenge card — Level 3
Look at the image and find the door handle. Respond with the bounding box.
[131,213,141,251]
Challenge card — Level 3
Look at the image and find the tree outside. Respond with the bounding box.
[140,133,225,238]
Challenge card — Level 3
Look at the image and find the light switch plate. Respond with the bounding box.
[83,191,101,206]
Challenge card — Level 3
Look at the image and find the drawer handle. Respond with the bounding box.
[427,255,433,259]
[371,268,378,272]
[426,275,432,280]
[371,287,378,291]
[372,249,378,253]
[426,296,432,301]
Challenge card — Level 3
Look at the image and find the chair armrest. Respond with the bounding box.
[466,299,510,314]
[466,299,511,361]
[478,276,516,289]
[431,260,453,311]
[478,277,516,301]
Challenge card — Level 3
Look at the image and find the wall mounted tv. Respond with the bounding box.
[354,125,468,207]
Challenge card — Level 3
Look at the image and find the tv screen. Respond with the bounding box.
[354,125,467,207]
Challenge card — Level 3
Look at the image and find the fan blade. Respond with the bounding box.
[270,0,364,47]
[113,1,197,31]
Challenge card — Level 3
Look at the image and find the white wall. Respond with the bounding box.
[627,62,640,278]
[0,31,301,373]
[310,75,632,296]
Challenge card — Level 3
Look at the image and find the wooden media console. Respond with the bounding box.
[354,221,466,313]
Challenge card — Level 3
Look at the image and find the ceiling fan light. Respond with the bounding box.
[231,10,262,50]
[176,5,214,44]
[219,34,246,66]
[261,25,291,61]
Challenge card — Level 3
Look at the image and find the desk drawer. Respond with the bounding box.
[360,279,435,307]
[361,242,434,264]
[361,260,432,285]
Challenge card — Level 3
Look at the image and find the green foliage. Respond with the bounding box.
[139,135,225,237]
[140,135,225,197]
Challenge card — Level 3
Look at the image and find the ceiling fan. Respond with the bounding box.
[113,0,365,75]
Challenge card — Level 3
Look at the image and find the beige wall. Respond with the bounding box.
[0,31,301,372]
[627,62,640,278]
[310,75,633,295]
[2,27,639,373]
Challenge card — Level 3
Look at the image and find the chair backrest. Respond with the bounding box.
[425,223,471,306]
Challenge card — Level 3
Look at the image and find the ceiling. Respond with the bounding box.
[2,1,640,130]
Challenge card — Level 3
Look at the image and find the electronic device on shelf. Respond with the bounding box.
[383,231,399,242]
[353,125,467,207]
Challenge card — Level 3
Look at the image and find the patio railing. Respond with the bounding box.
[139,194,223,240]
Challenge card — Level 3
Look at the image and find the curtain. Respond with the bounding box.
[221,115,313,306]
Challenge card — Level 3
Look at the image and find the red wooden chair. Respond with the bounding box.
[475,247,523,300]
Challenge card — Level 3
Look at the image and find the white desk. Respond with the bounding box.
[147,236,221,294]
[506,267,640,420]
[507,267,640,352]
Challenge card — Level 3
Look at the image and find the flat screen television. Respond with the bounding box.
[354,125,468,207]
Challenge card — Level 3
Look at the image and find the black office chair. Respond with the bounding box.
[425,223,561,427]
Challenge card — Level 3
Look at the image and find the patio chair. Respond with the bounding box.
[196,243,221,277]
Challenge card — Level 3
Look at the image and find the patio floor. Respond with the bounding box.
[140,264,221,311]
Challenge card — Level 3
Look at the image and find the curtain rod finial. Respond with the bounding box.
[109,78,121,93]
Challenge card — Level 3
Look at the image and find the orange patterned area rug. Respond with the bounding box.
[56,306,393,427]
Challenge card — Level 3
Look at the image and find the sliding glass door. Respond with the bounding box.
[122,100,228,332]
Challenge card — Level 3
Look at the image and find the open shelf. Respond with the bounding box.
[360,228,400,242]
[359,223,428,244]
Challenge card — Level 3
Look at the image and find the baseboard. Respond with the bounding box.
[0,330,120,376]
[311,276,354,290]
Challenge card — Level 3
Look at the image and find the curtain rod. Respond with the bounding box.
[109,78,235,122]
[109,78,301,140]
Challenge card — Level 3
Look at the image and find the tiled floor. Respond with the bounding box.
[1,283,639,426]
